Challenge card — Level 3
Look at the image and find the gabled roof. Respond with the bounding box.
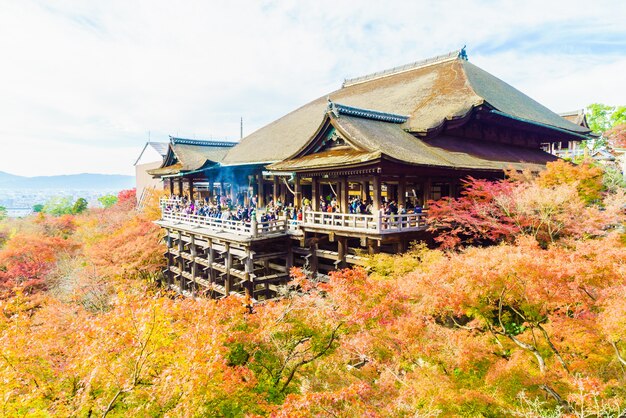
[223,49,591,166]
[559,109,590,129]
[148,137,237,177]
[268,103,558,173]
[133,141,168,166]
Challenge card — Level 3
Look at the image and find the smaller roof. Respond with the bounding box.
[148,137,237,177]
[559,109,590,129]
[134,141,168,166]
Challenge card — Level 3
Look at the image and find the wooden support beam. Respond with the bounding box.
[423,178,432,208]
[309,242,319,274]
[273,176,279,204]
[257,173,265,208]
[367,238,379,255]
[166,230,173,287]
[337,236,348,269]
[286,240,293,271]
[340,176,349,214]
[190,235,198,297]
[398,178,406,207]
[189,179,195,201]
[177,231,184,294]
[294,175,301,209]
[311,177,319,211]
[372,176,381,212]
[225,242,232,294]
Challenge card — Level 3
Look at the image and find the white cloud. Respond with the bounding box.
[0,0,625,176]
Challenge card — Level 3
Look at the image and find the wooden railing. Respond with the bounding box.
[160,198,291,237]
[160,199,427,236]
[302,210,427,234]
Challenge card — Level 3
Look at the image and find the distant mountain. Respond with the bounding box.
[0,171,21,182]
[0,172,134,190]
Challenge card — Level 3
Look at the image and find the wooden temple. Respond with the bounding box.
[149,48,594,300]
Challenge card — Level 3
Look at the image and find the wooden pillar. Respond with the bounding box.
[311,177,319,211]
[340,177,349,213]
[286,240,293,270]
[189,179,195,201]
[177,231,184,294]
[310,242,319,274]
[244,250,253,299]
[280,181,287,205]
[190,235,198,297]
[177,177,183,197]
[372,176,381,212]
[257,173,265,207]
[398,178,406,206]
[207,238,215,287]
[208,180,214,200]
[166,230,173,287]
[423,178,432,208]
[169,179,174,196]
[337,237,348,269]
[224,243,232,295]
[271,176,278,204]
[294,175,302,208]
[366,238,379,255]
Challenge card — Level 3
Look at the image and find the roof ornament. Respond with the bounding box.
[327,97,340,118]
[458,45,468,61]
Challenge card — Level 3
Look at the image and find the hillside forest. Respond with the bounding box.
[0,159,625,417]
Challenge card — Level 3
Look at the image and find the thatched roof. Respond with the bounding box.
[224,50,590,166]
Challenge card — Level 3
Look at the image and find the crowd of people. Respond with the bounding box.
[162,192,424,228]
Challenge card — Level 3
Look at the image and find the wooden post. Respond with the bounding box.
[208,180,214,200]
[244,250,253,299]
[273,176,279,204]
[372,176,381,212]
[294,175,301,209]
[190,235,198,297]
[340,177,349,213]
[337,237,348,269]
[166,229,173,287]
[257,173,265,208]
[311,177,319,211]
[286,240,293,270]
[169,179,174,196]
[177,231,184,294]
[398,178,406,206]
[310,242,319,274]
[366,238,379,255]
[177,177,183,197]
[280,180,287,206]
[423,178,432,208]
[207,238,215,287]
[225,242,232,295]
[189,178,195,201]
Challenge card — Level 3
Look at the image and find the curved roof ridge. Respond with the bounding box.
[330,101,409,124]
[342,48,465,88]
[170,136,238,147]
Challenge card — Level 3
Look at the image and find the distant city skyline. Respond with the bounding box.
[1,0,625,176]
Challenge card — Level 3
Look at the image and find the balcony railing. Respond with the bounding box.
[301,210,427,234]
[159,198,428,237]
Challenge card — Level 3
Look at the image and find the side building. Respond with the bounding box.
[150,49,594,301]
[134,141,168,206]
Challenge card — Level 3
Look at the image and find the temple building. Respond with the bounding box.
[149,49,594,300]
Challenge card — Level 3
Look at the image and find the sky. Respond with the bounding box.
[1,0,625,177]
